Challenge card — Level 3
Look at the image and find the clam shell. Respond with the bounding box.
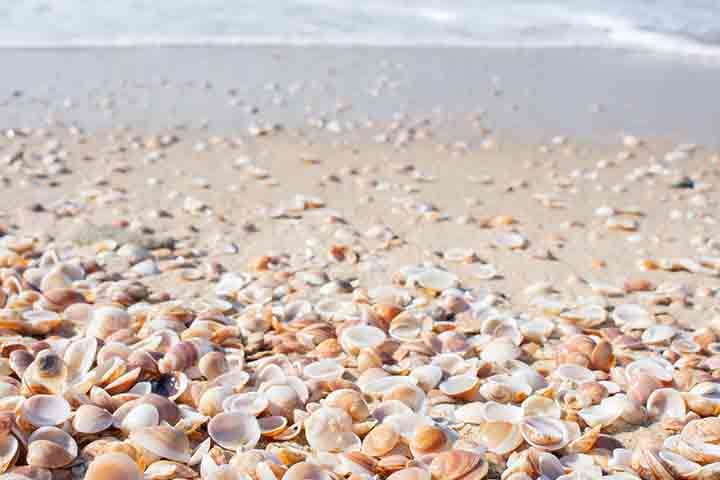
[129,426,191,463]
[303,359,344,382]
[324,389,369,422]
[439,375,480,401]
[73,404,113,434]
[647,388,686,422]
[478,422,523,455]
[340,325,387,355]
[483,402,523,423]
[454,403,486,425]
[383,413,434,441]
[521,396,561,418]
[27,427,78,469]
[119,404,160,433]
[429,450,487,480]
[208,412,261,451]
[304,407,360,452]
[410,425,450,456]
[385,384,427,411]
[0,434,18,473]
[685,382,720,417]
[20,394,72,427]
[362,423,400,457]
[281,462,334,480]
[258,416,288,437]
[410,365,443,392]
[85,453,143,480]
[480,339,521,363]
[87,306,131,340]
[406,267,459,292]
[386,467,431,480]
[519,417,569,451]
[223,392,269,417]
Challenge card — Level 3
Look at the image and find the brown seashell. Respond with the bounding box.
[198,351,228,380]
[0,434,19,473]
[357,348,384,373]
[133,394,181,424]
[429,450,485,480]
[23,350,68,395]
[324,389,369,422]
[624,278,654,293]
[411,425,449,455]
[590,340,614,372]
[377,456,412,475]
[38,288,85,312]
[158,340,212,374]
[145,460,199,480]
[127,350,160,377]
[363,423,401,457]
[73,404,113,434]
[85,453,143,480]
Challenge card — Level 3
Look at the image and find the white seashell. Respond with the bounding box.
[223,392,269,416]
[481,338,522,363]
[438,375,479,401]
[208,412,261,451]
[389,312,429,342]
[612,304,651,328]
[471,263,499,280]
[494,233,528,250]
[560,305,607,327]
[641,325,676,344]
[519,416,569,451]
[553,364,596,384]
[479,375,532,403]
[522,395,561,418]
[454,402,486,425]
[647,388,686,422]
[304,407,360,452]
[685,382,720,416]
[361,375,418,396]
[410,365,443,392]
[406,267,459,291]
[20,394,72,427]
[372,400,414,422]
[303,359,344,382]
[383,413,434,441]
[119,404,160,433]
[482,402,523,423]
[625,357,673,383]
[478,421,523,455]
[340,325,386,355]
[578,395,626,428]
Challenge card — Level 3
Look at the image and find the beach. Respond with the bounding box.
[0,45,719,479]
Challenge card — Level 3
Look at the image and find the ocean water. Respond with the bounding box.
[0,0,719,57]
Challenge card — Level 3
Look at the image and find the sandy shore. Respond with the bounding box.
[0,46,719,480]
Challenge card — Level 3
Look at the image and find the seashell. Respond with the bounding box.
[22,350,68,394]
[625,358,673,383]
[9,349,34,378]
[627,376,662,405]
[455,403,486,425]
[478,422,523,455]
[642,325,676,345]
[0,434,18,473]
[304,407,360,452]
[150,371,189,400]
[480,339,522,363]
[281,462,334,480]
[208,412,261,451]
[389,312,430,342]
[211,369,251,391]
[430,450,488,480]
[304,359,344,382]
[129,425,191,463]
[362,375,418,396]
[657,450,700,478]
[612,304,651,328]
[553,364,595,384]
[406,267,459,292]
[631,448,674,480]
[26,426,78,469]
[223,392,269,417]
[387,467,432,480]
[383,413,434,441]
[684,382,720,417]
[410,425,451,456]
[258,416,288,438]
[410,365,443,392]
[479,375,532,403]
[324,390,369,422]
[199,351,229,380]
[144,460,199,480]
[73,404,113,434]
[200,385,235,417]
[340,325,387,355]
[19,394,72,427]
[521,396,561,419]
[647,388,686,422]
[21,310,62,335]
[87,306,131,340]
[385,384,427,411]
[494,233,528,250]
[560,305,607,328]
[136,394,181,424]
[119,404,160,433]
[39,288,85,312]
[363,423,400,457]
[481,402,522,423]
[439,376,480,401]
[85,453,143,480]
[64,336,98,378]
[158,339,213,374]
[519,417,569,451]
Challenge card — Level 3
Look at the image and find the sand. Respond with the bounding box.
[0,46,719,479]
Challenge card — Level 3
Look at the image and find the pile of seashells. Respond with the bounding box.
[0,239,719,480]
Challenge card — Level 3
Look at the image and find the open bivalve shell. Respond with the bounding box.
[304,407,361,452]
[19,394,72,428]
[85,452,143,480]
[519,417,570,451]
[208,412,261,451]
[129,425,191,463]
[26,427,78,469]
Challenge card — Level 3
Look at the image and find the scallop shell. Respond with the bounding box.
[362,423,400,457]
[73,404,113,434]
[26,427,78,469]
[129,426,191,463]
[85,453,143,480]
[208,412,261,451]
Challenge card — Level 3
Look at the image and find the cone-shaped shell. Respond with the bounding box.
[26,427,78,469]
[85,453,143,480]
[73,404,113,434]
[208,412,261,451]
[129,426,191,463]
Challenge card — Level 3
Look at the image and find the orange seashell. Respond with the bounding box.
[429,450,485,480]
[363,424,400,457]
